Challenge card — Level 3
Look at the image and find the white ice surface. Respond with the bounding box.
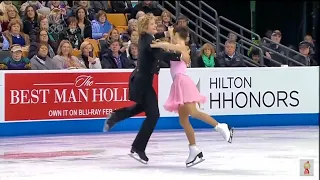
[0,126,318,180]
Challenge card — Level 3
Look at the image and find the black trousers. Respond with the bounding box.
[112,87,160,152]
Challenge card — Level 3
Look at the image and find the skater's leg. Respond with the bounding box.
[178,105,195,145]
[184,103,218,127]
[112,104,144,122]
[104,104,144,132]
[178,104,204,166]
[132,87,159,152]
[184,103,233,143]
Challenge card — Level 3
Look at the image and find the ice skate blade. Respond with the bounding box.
[102,114,113,132]
[102,122,109,132]
[186,158,205,168]
[228,128,234,143]
[128,153,148,164]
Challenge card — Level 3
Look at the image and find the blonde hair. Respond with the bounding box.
[161,10,171,22]
[57,40,73,57]
[107,28,122,44]
[80,41,93,52]
[138,13,155,35]
[200,43,215,57]
[0,4,20,22]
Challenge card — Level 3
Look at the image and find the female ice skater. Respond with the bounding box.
[152,25,234,167]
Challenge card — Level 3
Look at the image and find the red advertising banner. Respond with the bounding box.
[4,72,158,121]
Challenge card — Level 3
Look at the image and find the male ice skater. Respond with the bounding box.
[103,14,181,164]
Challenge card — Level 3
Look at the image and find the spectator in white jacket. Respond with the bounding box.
[78,41,102,69]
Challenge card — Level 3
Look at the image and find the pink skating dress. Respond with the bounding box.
[163,59,206,113]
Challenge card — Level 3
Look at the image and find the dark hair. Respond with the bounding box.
[251,48,259,56]
[75,7,88,20]
[67,17,78,25]
[36,29,48,43]
[96,10,107,20]
[37,43,49,51]
[173,25,189,40]
[24,5,38,20]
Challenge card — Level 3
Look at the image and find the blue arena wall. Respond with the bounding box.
[0,113,318,137]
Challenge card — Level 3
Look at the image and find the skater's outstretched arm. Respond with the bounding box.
[151,42,190,63]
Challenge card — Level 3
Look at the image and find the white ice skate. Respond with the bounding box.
[185,145,205,167]
[215,123,234,143]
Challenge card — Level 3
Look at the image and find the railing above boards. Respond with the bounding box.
[238,39,264,66]
[262,38,308,66]
[219,16,261,43]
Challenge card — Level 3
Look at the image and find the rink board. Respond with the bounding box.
[0,67,319,136]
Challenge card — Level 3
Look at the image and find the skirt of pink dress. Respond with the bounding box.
[163,73,206,113]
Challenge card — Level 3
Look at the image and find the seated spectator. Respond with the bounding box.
[227,32,240,52]
[20,1,47,16]
[131,1,162,19]
[156,24,166,33]
[161,10,172,29]
[101,39,134,69]
[176,15,200,48]
[0,44,31,70]
[74,7,92,39]
[50,1,72,17]
[47,8,67,41]
[263,30,286,65]
[49,0,71,17]
[0,4,20,32]
[129,30,139,44]
[3,19,30,47]
[121,19,138,40]
[251,48,260,64]
[90,1,112,14]
[197,43,216,68]
[91,10,113,40]
[136,11,145,20]
[0,1,13,19]
[155,16,162,26]
[0,32,10,50]
[52,40,85,69]
[291,41,317,66]
[125,30,139,56]
[156,24,169,42]
[45,1,69,8]
[106,28,127,52]
[110,1,133,13]
[23,5,39,35]
[59,17,83,50]
[72,1,95,21]
[28,30,55,59]
[128,19,138,33]
[304,34,316,56]
[216,39,245,67]
[78,41,102,69]
[30,43,59,70]
[127,43,138,67]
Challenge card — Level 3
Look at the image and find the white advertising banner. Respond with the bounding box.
[158,67,319,116]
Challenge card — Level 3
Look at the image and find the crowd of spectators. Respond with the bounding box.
[0,0,317,70]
